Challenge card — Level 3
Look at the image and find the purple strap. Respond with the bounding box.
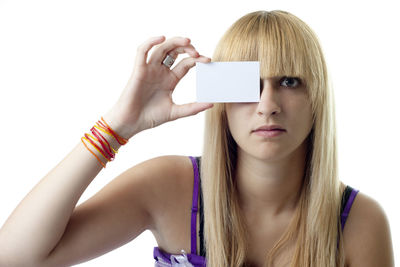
[189,156,200,255]
[341,188,359,231]
[153,247,206,266]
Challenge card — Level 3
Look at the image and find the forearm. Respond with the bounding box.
[0,115,125,264]
[0,35,210,266]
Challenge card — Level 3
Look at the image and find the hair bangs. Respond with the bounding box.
[212,11,321,93]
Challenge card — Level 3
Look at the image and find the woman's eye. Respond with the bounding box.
[280,77,301,88]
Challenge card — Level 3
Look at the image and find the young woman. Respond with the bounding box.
[0,10,394,267]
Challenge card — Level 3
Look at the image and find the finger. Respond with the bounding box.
[135,36,166,66]
[167,44,199,60]
[170,102,214,121]
[148,36,191,64]
[171,55,211,80]
[158,45,199,69]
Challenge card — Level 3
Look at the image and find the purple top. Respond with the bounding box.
[340,186,360,231]
[153,156,206,266]
[153,156,358,266]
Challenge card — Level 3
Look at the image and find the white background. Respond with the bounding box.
[0,0,399,266]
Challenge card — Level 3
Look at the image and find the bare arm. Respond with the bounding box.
[0,36,213,267]
[0,133,120,266]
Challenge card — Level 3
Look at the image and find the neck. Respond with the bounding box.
[236,141,307,217]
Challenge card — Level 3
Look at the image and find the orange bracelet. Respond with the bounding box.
[91,127,115,160]
[93,125,118,154]
[81,137,107,168]
[81,117,129,168]
[83,133,112,161]
[100,117,129,145]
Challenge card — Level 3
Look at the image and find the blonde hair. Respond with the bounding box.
[201,10,344,266]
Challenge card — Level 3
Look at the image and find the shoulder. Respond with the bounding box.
[126,154,194,192]
[133,155,197,250]
[131,154,195,196]
[144,154,195,190]
[343,189,394,267]
[132,155,195,223]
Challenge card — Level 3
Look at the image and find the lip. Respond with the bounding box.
[253,124,286,131]
[253,129,285,138]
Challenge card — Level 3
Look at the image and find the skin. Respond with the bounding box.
[225,76,312,216]
[0,36,394,267]
[223,76,394,266]
[225,76,313,264]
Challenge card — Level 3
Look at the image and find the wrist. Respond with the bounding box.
[81,115,129,168]
[102,109,138,140]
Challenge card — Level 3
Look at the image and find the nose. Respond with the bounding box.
[257,79,281,117]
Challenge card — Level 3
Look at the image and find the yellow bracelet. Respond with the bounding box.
[83,134,110,162]
[81,137,106,168]
[93,125,118,154]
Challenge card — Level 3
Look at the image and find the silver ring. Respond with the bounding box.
[162,54,175,68]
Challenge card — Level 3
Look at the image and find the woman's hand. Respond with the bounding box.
[104,36,213,139]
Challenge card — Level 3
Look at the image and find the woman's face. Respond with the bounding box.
[225,76,313,161]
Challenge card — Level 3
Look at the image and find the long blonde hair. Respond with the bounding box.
[201,10,344,266]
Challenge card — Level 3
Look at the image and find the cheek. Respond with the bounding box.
[291,102,313,133]
[226,106,251,138]
[226,110,240,135]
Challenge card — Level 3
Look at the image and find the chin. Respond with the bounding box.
[255,152,286,162]
[241,146,286,162]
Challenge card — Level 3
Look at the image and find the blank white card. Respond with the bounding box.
[196,61,260,103]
